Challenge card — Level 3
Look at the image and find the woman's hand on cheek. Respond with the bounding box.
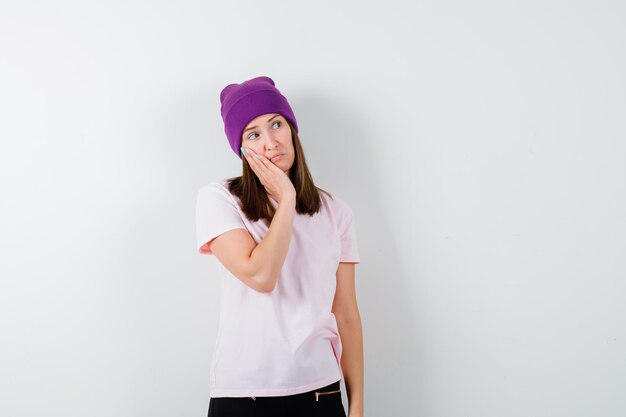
[241,146,295,204]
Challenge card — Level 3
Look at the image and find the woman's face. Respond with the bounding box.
[241,113,294,174]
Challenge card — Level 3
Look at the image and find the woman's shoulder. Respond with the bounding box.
[198,178,232,192]
[196,179,239,204]
[317,186,353,213]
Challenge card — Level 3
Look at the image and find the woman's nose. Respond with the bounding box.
[265,133,278,149]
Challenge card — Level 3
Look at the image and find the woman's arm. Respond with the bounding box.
[332,262,364,417]
[208,195,296,293]
[250,195,296,292]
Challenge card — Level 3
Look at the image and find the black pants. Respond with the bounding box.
[207,380,346,417]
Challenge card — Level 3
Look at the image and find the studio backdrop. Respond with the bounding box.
[1,1,624,416]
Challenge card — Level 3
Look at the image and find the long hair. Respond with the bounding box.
[224,119,332,225]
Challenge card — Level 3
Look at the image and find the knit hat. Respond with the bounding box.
[220,76,299,158]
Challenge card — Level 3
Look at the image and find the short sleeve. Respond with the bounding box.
[334,196,361,264]
[195,182,247,255]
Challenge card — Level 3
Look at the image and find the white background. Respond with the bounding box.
[1,1,625,416]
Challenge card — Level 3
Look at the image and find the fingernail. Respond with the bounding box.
[254,154,260,159]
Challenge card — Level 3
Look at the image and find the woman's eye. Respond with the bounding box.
[248,122,280,140]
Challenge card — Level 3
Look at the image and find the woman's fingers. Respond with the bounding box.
[242,147,274,183]
[241,146,294,202]
[242,147,260,175]
[244,147,276,173]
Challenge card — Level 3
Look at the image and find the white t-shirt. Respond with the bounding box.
[195,179,361,398]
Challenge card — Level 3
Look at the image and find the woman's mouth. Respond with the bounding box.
[270,154,283,162]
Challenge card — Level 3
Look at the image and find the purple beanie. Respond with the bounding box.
[220,76,299,159]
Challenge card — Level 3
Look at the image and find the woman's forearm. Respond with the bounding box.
[338,314,364,416]
[250,196,296,292]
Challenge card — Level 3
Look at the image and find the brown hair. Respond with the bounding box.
[224,119,333,225]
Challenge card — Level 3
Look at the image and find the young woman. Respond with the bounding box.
[196,76,364,417]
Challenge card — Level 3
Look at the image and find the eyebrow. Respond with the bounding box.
[243,114,281,133]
